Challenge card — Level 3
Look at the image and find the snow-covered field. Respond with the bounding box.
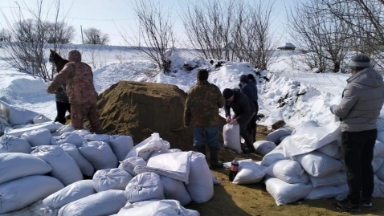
[0,44,365,129]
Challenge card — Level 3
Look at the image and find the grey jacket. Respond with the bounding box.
[334,67,384,132]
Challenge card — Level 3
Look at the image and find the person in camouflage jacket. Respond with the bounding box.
[47,50,102,133]
[184,69,226,169]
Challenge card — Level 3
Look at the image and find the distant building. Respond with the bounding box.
[277,42,296,50]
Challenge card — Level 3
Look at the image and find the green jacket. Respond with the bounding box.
[184,80,225,127]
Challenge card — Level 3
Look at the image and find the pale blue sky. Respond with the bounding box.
[0,0,298,47]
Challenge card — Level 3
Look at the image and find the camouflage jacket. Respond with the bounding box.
[184,80,225,127]
[47,52,98,105]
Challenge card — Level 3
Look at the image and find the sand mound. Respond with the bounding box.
[95,81,225,151]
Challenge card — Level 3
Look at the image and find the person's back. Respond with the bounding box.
[186,81,224,127]
[63,51,98,104]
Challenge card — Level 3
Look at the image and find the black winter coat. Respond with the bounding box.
[224,91,255,125]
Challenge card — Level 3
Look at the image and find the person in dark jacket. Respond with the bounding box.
[331,54,384,212]
[223,88,256,153]
[239,74,258,142]
[184,69,226,169]
[54,85,71,124]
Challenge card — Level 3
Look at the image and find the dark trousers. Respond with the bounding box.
[248,102,258,142]
[239,113,255,150]
[193,125,220,148]
[55,101,71,124]
[342,129,377,204]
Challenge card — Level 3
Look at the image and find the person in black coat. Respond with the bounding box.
[223,88,256,153]
[239,74,259,142]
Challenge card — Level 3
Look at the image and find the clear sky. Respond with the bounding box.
[0,0,298,47]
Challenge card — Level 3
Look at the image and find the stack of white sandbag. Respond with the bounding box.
[261,121,349,206]
[0,153,64,214]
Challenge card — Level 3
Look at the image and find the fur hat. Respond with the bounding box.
[197,69,209,81]
[222,88,234,100]
[348,54,371,70]
[68,50,82,62]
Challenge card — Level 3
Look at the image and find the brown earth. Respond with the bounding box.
[93,81,384,216]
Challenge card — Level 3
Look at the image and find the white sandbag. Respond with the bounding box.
[21,128,52,146]
[373,175,384,197]
[223,123,241,154]
[374,140,384,158]
[42,180,95,215]
[79,141,118,170]
[144,152,192,183]
[335,184,349,201]
[51,132,86,147]
[119,157,147,176]
[279,135,290,142]
[265,160,308,184]
[126,133,169,161]
[309,172,347,188]
[373,157,384,172]
[261,148,286,167]
[109,135,134,161]
[117,200,199,216]
[266,128,292,144]
[376,159,384,181]
[283,121,341,157]
[223,159,252,169]
[72,129,91,137]
[317,140,342,159]
[253,140,276,155]
[149,148,171,159]
[265,177,312,206]
[0,135,31,153]
[169,148,182,153]
[233,161,266,184]
[31,145,83,186]
[0,100,39,126]
[84,133,110,143]
[160,176,192,206]
[58,190,127,216]
[296,151,343,177]
[93,168,133,192]
[33,114,51,124]
[305,186,343,200]
[377,131,384,144]
[0,153,52,184]
[377,118,384,131]
[56,125,74,135]
[125,172,165,203]
[0,175,64,214]
[5,121,61,137]
[186,152,213,203]
[60,143,94,177]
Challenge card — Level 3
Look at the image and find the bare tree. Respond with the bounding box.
[182,0,237,61]
[122,0,175,72]
[232,0,276,69]
[0,29,12,42]
[83,28,109,45]
[287,0,351,72]
[45,21,75,44]
[319,0,384,68]
[0,0,70,81]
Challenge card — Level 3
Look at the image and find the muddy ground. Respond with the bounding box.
[187,126,384,216]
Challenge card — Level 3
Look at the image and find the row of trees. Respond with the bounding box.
[288,0,384,72]
[0,22,109,45]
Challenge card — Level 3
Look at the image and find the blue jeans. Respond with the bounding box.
[193,125,220,148]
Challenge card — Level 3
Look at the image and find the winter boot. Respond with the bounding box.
[195,145,206,156]
[209,147,223,169]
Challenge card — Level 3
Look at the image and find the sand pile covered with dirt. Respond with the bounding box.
[95,81,225,151]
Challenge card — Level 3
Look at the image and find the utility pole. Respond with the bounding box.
[80,25,84,44]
